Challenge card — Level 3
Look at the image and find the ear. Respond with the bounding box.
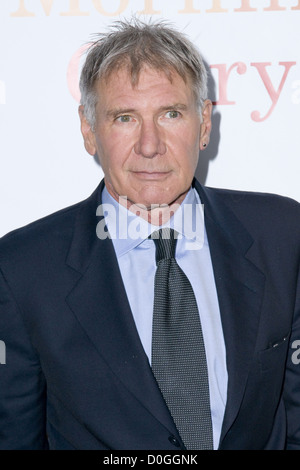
[199,99,212,151]
[78,105,97,156]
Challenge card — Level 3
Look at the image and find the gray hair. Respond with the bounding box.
[79,17,208,129]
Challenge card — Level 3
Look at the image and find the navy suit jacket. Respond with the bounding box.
[0,179,299,450]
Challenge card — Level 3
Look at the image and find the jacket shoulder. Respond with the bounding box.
[205,186,300,219]
[197,184,300,243]
[205,185,299,207]
[0,201,82,263]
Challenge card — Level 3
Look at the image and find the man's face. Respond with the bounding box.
[80,66,212,209]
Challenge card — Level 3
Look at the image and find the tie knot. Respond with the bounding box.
[151,228,178,264]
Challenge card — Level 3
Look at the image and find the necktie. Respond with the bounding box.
[151,228,213,450]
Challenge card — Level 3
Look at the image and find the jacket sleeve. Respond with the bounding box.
[0,268,48,450]
[284,265,300,450]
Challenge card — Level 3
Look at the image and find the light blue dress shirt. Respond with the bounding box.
[101,186,228,449]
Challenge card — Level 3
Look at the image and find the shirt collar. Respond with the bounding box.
[101,186,205,258]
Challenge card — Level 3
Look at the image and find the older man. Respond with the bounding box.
[0,18,299,450]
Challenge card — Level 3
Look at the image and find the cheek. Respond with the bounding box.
[95,135,123,170]
[169,130,200,171]
[97,128,134,159]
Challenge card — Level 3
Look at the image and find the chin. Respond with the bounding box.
[135,194,180,210]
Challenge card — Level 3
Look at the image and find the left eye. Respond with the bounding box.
[165,110,180,119]
[117,115,132,122]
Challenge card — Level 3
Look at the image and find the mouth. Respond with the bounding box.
[131,171,172,180]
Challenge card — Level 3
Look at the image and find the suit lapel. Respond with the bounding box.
[65,181,181,440]
[195,181,265,443]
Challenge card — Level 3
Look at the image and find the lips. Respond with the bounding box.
[131,171,171,180]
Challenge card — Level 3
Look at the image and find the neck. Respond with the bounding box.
[125,200,184,226]
[104,184,190,226]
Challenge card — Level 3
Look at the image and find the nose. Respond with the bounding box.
[134,120,166,158]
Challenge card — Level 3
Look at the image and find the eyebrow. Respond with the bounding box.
[158,104,188,112]
[106,103,188,119]
[106,108,136,119]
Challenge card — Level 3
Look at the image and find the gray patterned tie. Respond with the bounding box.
[151,228,213,450]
